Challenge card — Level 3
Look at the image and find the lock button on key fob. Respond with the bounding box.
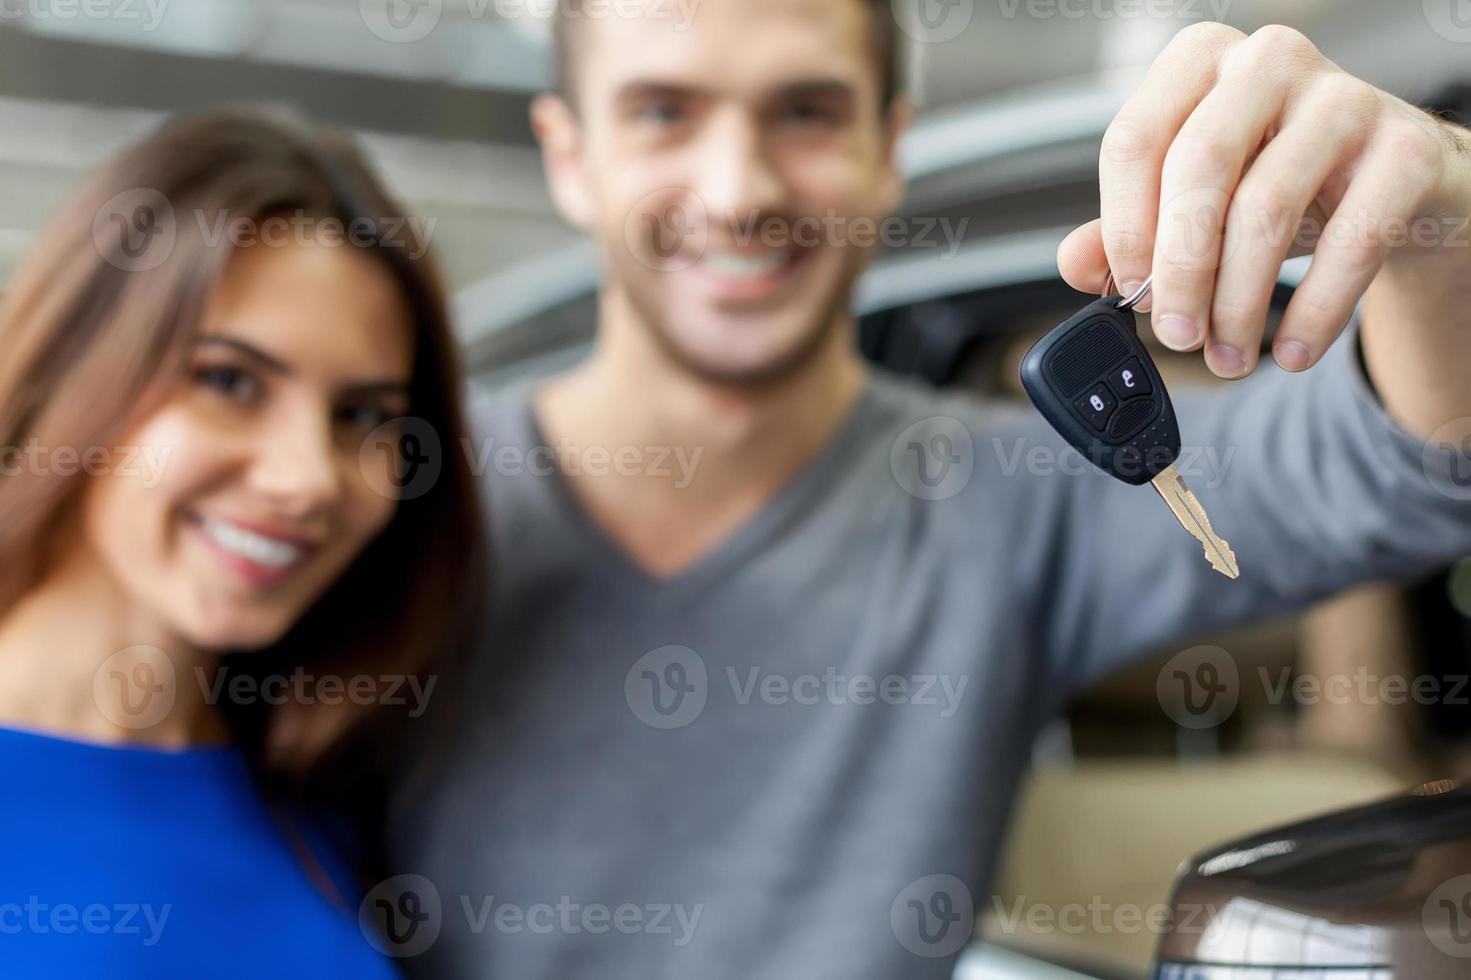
[1075,384,1117,432]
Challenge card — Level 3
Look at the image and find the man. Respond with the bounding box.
[389,2,1471,977]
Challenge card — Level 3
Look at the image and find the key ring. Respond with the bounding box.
[1102,272,1153,312]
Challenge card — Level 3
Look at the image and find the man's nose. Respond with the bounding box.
[693,111,785,231]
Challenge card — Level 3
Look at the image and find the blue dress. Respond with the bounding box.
[0,726,401,978]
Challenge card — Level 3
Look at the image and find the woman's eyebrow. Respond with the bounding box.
[196,335,293,375]
[197,336,410,395]
[339,380,412,398]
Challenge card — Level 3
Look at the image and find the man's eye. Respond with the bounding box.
[640,102,685,125]
[193,365,259,404]
[784,103,837,126]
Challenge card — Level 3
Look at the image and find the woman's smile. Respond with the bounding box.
[186,511,321,588]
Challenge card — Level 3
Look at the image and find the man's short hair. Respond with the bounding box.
[550,0,903,110]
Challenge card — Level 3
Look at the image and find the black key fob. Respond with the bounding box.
[1020,296,1179,486]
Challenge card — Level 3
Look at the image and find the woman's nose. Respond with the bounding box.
[246,410,343,517]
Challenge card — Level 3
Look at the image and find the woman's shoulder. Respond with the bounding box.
[0,725,399,978]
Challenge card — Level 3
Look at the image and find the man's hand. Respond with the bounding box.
[1056,22,1471,401]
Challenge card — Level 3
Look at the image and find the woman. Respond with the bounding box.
[0,109,485,975]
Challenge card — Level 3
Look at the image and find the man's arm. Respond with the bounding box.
[1363,243,1471,441]
[1057,22,1471,443]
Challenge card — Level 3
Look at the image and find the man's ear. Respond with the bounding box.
[878,96,916,216]
[531,93,595,231]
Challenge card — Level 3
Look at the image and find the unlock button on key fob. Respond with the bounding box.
[1109,357,1152,400]
[1074,383,1117,432]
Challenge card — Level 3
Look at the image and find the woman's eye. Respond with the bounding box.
[335,404,398,432]
[193,365,259,404]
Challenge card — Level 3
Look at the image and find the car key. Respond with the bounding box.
[1020,276,1240,580]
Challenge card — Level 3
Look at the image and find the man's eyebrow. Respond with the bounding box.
[613,78,858,105]
[614,80,711,104]
[771,79,857,102]
[196,335,292,375]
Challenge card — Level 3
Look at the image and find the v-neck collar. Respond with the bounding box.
[522,382,879,597]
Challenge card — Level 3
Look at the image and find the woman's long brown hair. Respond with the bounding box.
[0,108,487,877]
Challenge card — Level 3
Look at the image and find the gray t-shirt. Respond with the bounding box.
[389,327,1471,980]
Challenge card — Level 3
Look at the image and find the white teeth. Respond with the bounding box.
[699,250,790,280]
[199,517,302,569]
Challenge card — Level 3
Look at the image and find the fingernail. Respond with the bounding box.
[1155,315,1200,351]
[1208,344,1247,378]
[1274,340,1310,373]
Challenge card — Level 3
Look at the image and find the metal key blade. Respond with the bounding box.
[1150,464,1240,580]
